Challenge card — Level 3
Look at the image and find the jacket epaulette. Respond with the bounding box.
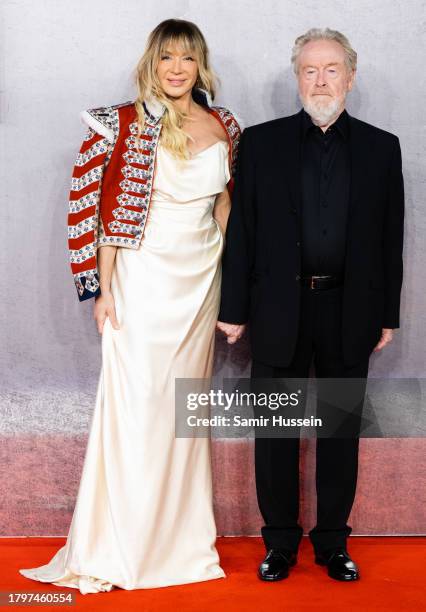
[68,90,242,301]
[80,101,134,144]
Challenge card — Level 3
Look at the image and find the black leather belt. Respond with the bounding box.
[300,275,343,290]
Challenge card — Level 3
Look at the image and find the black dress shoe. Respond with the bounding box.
[315,548,359,581]
[258,549,297,581]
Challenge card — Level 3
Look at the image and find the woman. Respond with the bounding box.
[19,19,241,594]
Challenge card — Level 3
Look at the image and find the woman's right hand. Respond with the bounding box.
[94,291,120,334]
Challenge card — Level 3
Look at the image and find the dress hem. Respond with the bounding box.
[19,567,226,594]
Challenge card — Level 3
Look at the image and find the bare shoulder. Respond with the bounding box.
[187,104,228,144]
[206,108,229,141]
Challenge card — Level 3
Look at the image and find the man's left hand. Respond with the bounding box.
[373,328,394,352]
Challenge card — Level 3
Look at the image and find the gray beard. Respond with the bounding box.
[302,96,342,127]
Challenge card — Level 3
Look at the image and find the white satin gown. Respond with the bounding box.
[19,140,230,593]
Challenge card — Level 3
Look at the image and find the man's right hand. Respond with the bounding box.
[216,321,246,344]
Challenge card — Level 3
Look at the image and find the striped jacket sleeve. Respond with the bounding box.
[67,125,112,301]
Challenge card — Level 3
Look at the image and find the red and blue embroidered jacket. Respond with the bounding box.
[67,89,242,301]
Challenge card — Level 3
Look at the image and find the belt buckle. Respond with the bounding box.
[311,275,321,290]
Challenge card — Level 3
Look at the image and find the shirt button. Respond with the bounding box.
[296,274,300,281]
[296,241,300,247]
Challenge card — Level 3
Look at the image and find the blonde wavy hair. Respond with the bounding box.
[135,19,217,159]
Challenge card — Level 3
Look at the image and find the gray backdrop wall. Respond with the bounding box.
[1,0,425,536]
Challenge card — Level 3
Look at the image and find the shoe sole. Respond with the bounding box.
[257,572,289,581]
[315,558,359,581]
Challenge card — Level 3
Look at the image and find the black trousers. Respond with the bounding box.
[252,285,370,554]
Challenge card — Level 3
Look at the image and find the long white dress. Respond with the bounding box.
[19,140,230,594]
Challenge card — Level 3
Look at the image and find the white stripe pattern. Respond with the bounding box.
[108,220,141,235]
[116,193,148,209]
[122,149,152,166]
[121,165,151,180]
[113,207,145,223]
[125,135,156,152]
[69,244,97,264]
[71,166,102,192]
[119,178,147,194]
[75,138,110,166]
[68,215,97,239]
[69,192,99,214]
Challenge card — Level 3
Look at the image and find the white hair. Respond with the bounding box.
[291,28,357,74]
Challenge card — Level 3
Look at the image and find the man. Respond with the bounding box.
[217,28,404,582]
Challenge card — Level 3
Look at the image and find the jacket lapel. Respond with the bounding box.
[283,110,304,213]
[344,114,370,286]
[347,114,364,226]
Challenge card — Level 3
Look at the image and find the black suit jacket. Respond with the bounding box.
[219,110,405,367]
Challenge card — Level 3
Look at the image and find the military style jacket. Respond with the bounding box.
[68,89,242,301]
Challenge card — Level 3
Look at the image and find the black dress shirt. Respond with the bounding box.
[300,108,351,277]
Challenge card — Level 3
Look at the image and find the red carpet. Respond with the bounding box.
[2,537,424,611]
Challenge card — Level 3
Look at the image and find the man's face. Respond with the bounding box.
[296,39,355,126]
